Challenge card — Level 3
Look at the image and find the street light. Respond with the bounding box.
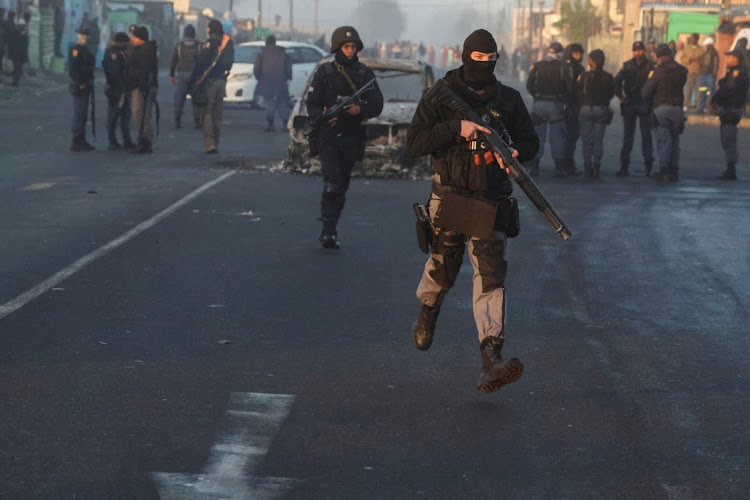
[538,0,544,51]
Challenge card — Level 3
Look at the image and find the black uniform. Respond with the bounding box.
[127,27,158,152]
[641,51,688,182]
[576,50,615,177]
[102,39,134,149]
[68,42,95,149]
[306,27,383,248]
[614,55,655,174]
[563,44,585,172]
[525,49,574,176]
[711,62,749,179]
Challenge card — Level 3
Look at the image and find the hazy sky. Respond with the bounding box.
[227,0,551,47]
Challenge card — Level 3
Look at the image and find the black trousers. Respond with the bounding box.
[318,129,362,222]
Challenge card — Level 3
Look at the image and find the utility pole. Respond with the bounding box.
[529,0,533,51]
[289,0,294,34]
[314,0,319,36]
[258,0,263,27]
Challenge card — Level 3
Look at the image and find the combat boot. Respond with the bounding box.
[644,162,653,177]
[264,120,275,132]
[553,160,567,177]
[615,164,629,177]
[583,161,592,178]
[123,138,137,149]
[130,139,152,154]
[319,218,339,249]
[666,165,679,183]
[476,336,524,394]
[412,303,440,351]
[70,136,94,152]
[718,163,737,181]
[175,116,181,129]
[564,159,582,176]
[592,163,601,179]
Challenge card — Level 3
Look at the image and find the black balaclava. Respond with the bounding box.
[461,29,498,89]
[335,50,358,66]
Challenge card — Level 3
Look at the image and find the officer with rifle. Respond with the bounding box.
[306,26,383,249]
[69,27,96,151]
[407,29,567,394]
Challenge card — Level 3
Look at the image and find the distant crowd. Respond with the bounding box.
[0,8,31,87]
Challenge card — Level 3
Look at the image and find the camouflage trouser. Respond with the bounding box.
[416,188,509,342]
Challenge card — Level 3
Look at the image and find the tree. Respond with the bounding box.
[354,0,406,44]
[553,0,602,48]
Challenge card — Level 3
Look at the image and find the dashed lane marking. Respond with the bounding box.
[0,171,236,320]
[20,182,56,191]
[152,392,296,499]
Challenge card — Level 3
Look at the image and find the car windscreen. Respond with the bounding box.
[285,47,324,64]
[375,71,423,103]
[234,45,262,64]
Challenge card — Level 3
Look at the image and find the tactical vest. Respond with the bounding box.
[432,81,513,200]
[176,40,199,73]
[531,59,566,98]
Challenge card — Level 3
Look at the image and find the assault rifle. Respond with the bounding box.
[429,80,573,240]
[303,77,378,138]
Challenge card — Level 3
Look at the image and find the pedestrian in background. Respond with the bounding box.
[169,24,202,129]
[563,43,585,175]
[680,33,703,111]
[306,26,383,249]
[525,42,574,177]
[191,19,234,153]
[68,27,95,151]
[103,32,135,150]
[0,8,7,74]
[710,48,749,181]
[614,41,654,176]
[253,35,291,132]
[127,26,158,154]
[697,37,719,113]
[577,49,615,179]
[7,15,28,87]
[642,43,688,183]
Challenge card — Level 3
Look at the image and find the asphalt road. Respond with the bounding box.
[1,72,749,499]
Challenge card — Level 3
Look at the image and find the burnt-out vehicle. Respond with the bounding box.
[283,57,435,179]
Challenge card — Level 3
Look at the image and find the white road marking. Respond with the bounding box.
[20,182,56,191]
[152,392,296,499]
[0,171,236,321]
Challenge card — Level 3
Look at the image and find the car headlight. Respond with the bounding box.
[228,73,253,82]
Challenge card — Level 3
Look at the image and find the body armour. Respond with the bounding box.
[407,68,539,200]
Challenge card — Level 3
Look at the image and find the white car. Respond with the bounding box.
[225,41,327,106]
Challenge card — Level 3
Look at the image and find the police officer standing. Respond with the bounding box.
[407,29,539,394]
[68,27,95,151]
[614,41,654,176]
[169,24,202,129]
[102,32,135,150]
[641,43,688,183]
[526,42,574,177]
[710,48,749,181]
[253,35,292,132]
[127,26,158,154]
[191,19,234,154]
[577,49,615,179]
[563,43,585,175]
[306,26,383,249]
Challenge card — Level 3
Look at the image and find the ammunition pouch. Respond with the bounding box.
[432,188,497,239]
[493,197,520,238]
[413,203,433,254]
